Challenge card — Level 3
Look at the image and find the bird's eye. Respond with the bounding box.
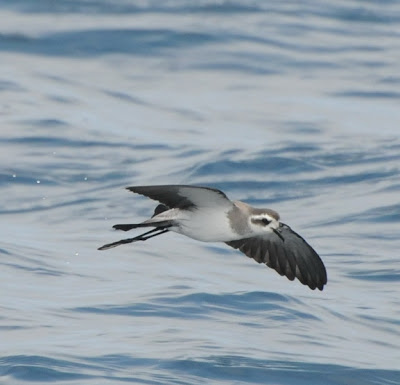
[261,218,271,225]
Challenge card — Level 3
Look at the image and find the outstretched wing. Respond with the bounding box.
[126,185,232,210]
[226,223,327,290]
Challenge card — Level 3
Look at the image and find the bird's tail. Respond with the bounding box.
[113,204,172,231]
[112,220,173,232]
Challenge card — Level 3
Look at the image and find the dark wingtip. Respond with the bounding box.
[126,186,139,192]
[125,186,136,193]
[314,276,327,291]
[304,273,327,291]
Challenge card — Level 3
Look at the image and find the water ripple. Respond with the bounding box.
[1,354,398,385]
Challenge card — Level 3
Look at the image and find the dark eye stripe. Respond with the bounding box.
[251,218,271,226]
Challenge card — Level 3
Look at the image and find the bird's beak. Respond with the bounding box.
[273,228,285,242]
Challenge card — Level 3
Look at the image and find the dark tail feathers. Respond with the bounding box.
[113,220,173,232]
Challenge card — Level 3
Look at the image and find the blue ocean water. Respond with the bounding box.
[1,1,399,384]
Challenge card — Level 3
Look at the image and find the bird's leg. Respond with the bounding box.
[98,227,169,250]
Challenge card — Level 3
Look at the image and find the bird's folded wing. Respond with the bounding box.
[126,185,232,209]
[226,223,327,290]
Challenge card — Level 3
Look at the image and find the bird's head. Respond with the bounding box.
[248,210,284,241]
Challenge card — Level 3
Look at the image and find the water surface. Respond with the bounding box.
[1,1,399,384]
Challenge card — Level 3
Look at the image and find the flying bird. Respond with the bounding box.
[99,185,327,290]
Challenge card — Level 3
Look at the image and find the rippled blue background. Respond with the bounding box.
[1,1,399,384]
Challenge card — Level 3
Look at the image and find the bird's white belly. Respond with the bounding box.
[172,209,240,242]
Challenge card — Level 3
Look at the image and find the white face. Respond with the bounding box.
[249,214,280,235]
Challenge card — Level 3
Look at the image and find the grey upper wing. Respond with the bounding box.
[226,223,327,290]
[126,185,232,209]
